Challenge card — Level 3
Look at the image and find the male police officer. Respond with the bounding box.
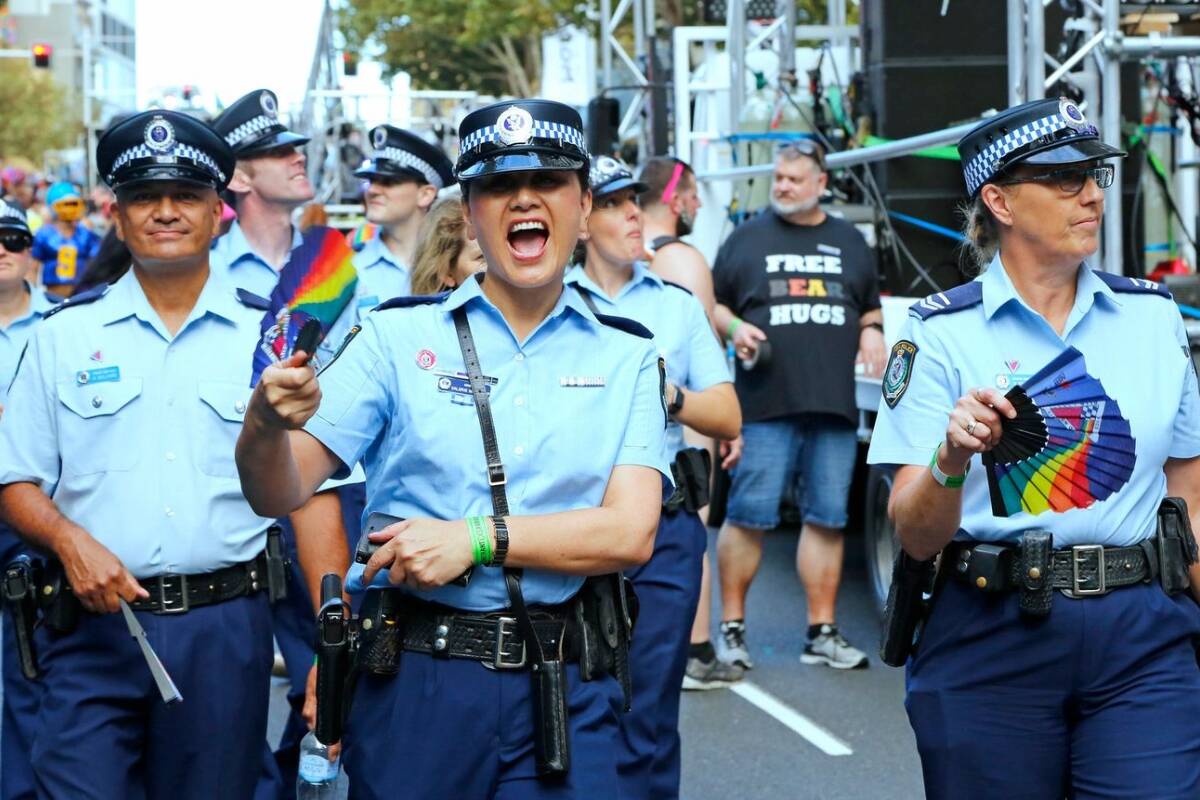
[351,124,455,307]
[0,110,280,798]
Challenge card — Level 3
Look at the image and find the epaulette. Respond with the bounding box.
[44,291,64,305]
[908,281,984,321]
[42,284,108,319]
[593,312,653,340]
[374,292,450,312]
[662,279,694,296]
[236,288,271,310]
[1093,270,1172,299]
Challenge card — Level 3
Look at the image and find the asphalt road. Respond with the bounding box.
[3,525,924,799]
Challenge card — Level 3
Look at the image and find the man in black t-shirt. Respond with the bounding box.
[711,141,886,671]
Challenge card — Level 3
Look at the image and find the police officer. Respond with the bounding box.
[351,124,455,308]
[236,99,671,799]
[0,110,281,798]
[0,198,59,800]
[868,97,1200,798]
[565,156,741,798]
[212,87,352,797]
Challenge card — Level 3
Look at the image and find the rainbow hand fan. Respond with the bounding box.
[251,225,358,387]
[983,347,1136,518]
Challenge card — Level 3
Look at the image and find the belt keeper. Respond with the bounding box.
[1018,530,1053,616]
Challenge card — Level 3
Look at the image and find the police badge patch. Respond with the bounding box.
[883,340,918,409]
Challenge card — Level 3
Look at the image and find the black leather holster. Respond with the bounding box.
[879,550,939,668]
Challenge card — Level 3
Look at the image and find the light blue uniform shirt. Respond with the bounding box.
[0,270,274,576]
[209,219,303,299]
[350,233,411,311]
[564,262,731,457]
[305,274,672,610]
[867,255,1200,547]
[0,282,58,406]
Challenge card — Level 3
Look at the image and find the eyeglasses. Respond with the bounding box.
[993,164,1114,195]
[0,233,30,253]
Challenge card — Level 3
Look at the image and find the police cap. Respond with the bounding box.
[455,99,589,182]
[355,125,455,189]
[589,156,648,198]
[96,110,235,192]
[212,89,310,158]
[958,97,1125,198]
[0,199,30,236]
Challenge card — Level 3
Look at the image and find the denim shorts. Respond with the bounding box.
[726,415,858,530]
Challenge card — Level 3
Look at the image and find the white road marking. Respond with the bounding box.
[730,681,854,756]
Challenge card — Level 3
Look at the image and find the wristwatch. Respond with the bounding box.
[929,445,969,489]
[487,516,509,566]
[667,385,685,417]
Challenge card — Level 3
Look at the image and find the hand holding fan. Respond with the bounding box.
[983,347,1136,518]
[251,226,359,387]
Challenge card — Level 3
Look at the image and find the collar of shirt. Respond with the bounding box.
[980,253,1118,337]
[443,272,600,343]
[218,219,303,270]
[563,260,661,305]
[95,268,243,338]
[28,281,57,316]
[352,233,408,274]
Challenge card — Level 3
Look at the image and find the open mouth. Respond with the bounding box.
[507,219,549,262]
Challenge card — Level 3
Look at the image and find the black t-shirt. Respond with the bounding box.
[713,210,881,424]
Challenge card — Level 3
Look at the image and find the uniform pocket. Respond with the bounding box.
[196,380,250,478]
[56,378,143,475]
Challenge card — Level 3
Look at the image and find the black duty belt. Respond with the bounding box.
[945,540,1152,598]
[372,591,577,670]
[127,551,271,614]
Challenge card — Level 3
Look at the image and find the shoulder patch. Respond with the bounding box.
[882,339,919,408]
[42,284,108,319]
[235,288,271,311]
[908,281,984,321]
[661,279,694,296]
[374,292,450,312]
[593,311,653,340]
[1092,270,1172,299]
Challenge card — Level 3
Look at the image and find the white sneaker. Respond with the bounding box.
[800,624,869,670]
[719,620,754,670]
[682,655,745,691]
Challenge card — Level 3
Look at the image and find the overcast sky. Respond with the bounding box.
[135,0,325,115]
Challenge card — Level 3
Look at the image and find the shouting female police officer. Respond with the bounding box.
[868,97,1200,799]
[236,99,670,799]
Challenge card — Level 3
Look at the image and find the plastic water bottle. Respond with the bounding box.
[297,730,339,799]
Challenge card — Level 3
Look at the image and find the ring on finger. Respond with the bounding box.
[964,418,977,436]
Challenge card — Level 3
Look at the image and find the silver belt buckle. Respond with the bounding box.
[1069,544,1107,597]
[156,574,190,614]
[489,616,526,670]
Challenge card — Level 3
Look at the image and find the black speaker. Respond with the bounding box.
[587,97,621,159]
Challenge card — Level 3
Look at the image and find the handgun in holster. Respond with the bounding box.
[39,558,79,634]
[315,573,354,745]
[2,555,42,680]
[574,573,637,711]
[264,525,289,603]
[1155,497,1199,597]
[670,448,712,514]
[879,550,939,668]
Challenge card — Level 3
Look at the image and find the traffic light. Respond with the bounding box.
[342,51,358,77]
[32,43,51,69]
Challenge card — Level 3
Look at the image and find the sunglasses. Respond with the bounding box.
[0,233,31,254]
[994,164,1114,196]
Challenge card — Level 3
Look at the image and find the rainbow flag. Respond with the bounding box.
[252,226,358,386]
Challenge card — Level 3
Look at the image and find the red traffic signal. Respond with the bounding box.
[342,51,358,77]
[32,43,51,69]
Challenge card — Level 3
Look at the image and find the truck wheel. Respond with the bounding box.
[863,465,897,616]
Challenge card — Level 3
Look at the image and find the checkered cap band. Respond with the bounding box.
[459,120,587,156]
[0,200,25,223]
[107,142,228,185]
[223,114,279,148]
[963,113,1099,196]
[373,147,443,188]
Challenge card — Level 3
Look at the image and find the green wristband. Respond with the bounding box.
[929,445,968,489]
[727,318,743,340]
[467,516,493,565]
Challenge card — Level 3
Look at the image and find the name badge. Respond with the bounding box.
[357,295,380,309]
[76,366,120,385]
[435,371,497,403]
[560,376,606,388]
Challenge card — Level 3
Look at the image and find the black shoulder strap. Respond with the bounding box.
[574,285,601,315]
[451,306,548,667]
[650,235,684,252]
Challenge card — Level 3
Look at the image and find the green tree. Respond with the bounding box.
[0,60,76,163]
[340,0,588,97]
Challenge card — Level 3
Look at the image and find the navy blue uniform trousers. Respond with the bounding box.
[907,578,1200,800]
[31,593,274,799]
[343,655,624,799]
[617,507,707,800]
[0,527,37,800]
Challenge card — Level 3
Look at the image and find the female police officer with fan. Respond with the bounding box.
[868,97,1200,799]
[235,99,671,799]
